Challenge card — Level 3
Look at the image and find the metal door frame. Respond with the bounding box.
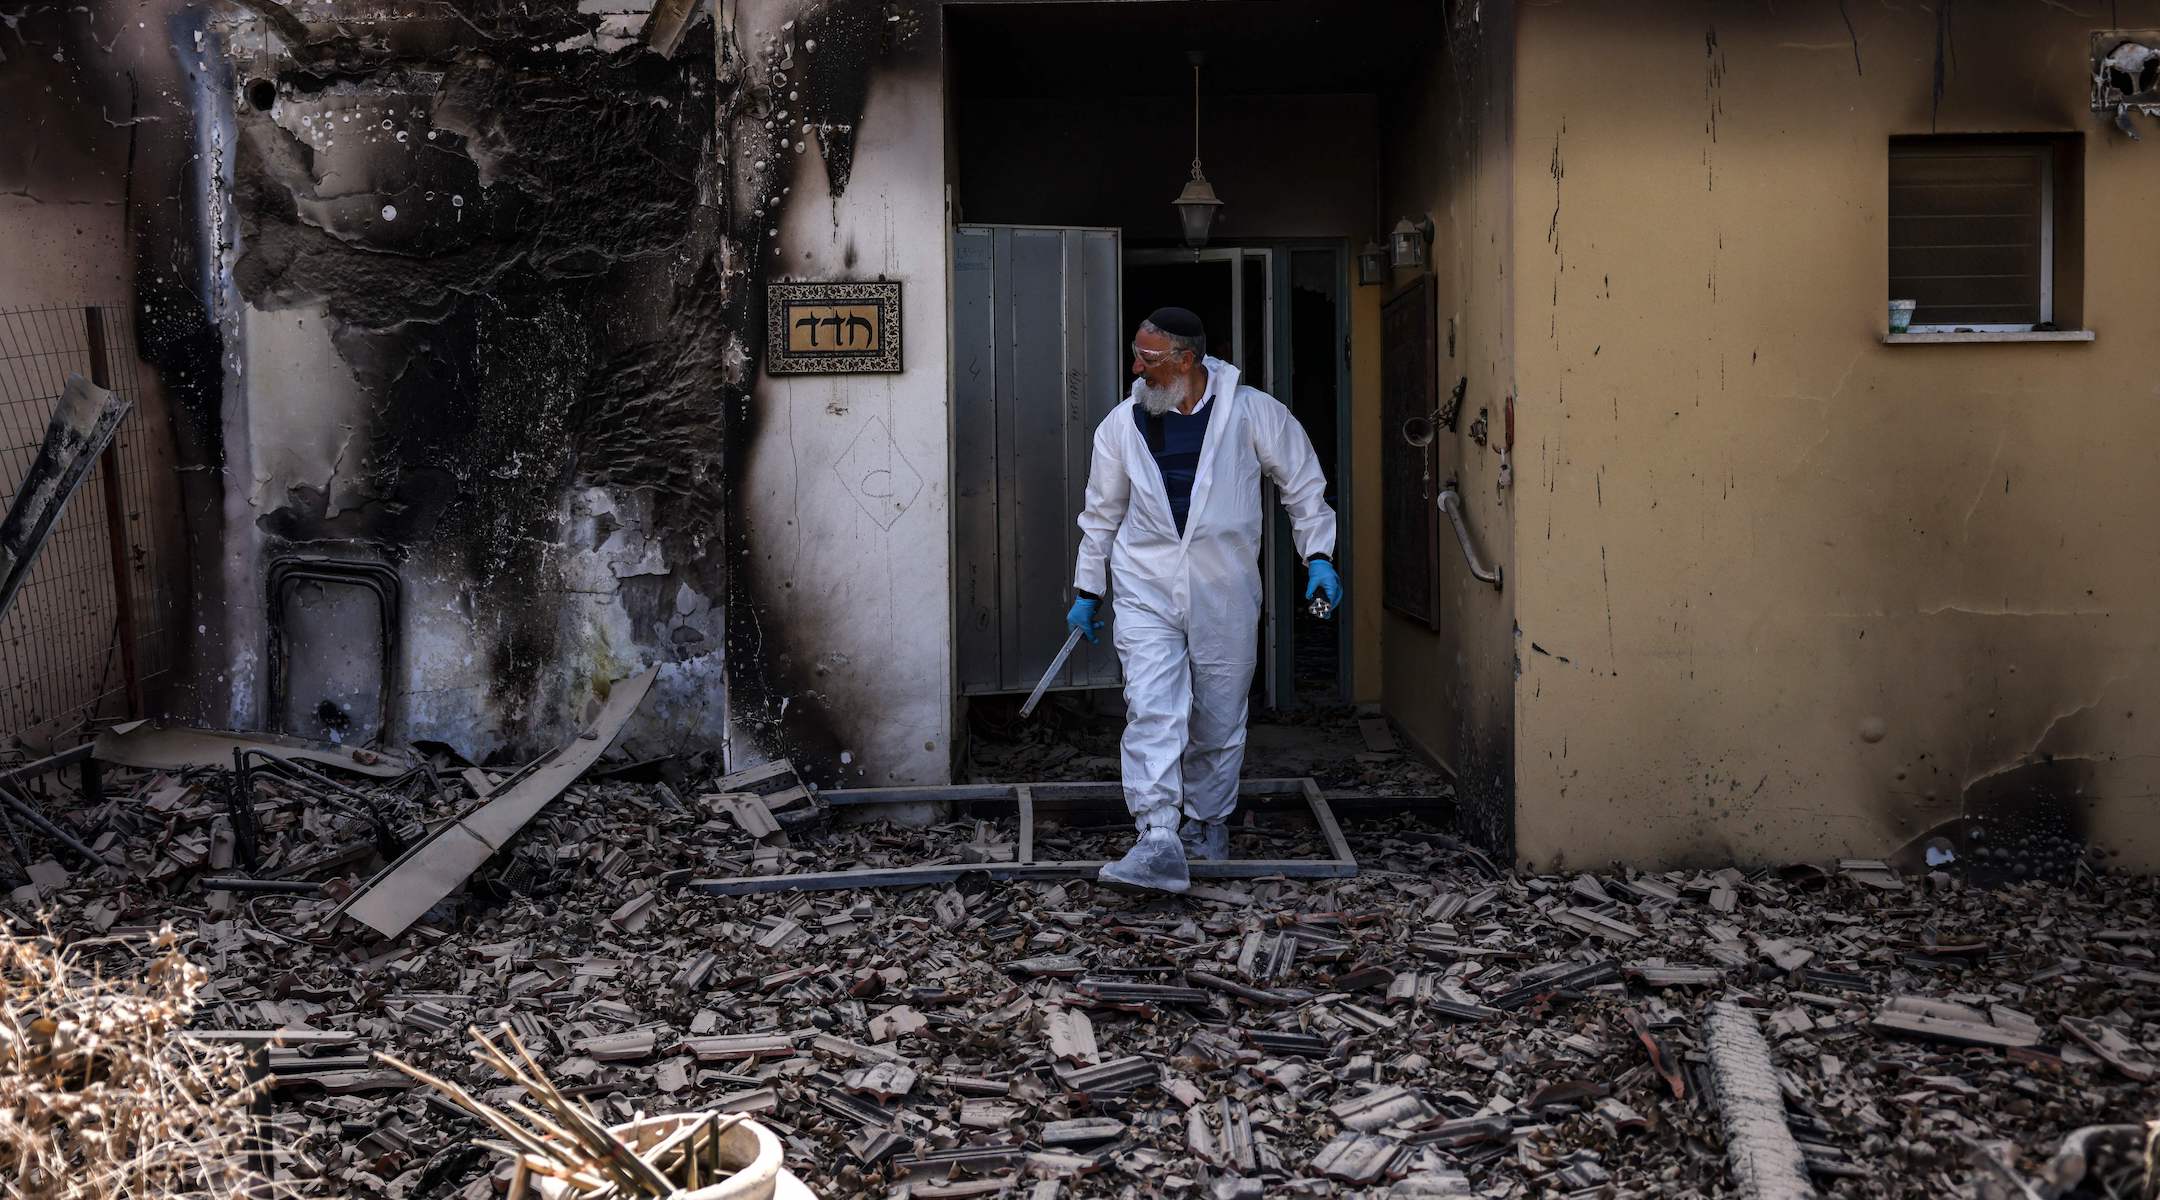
[1123,246,1274,377]
[1126,244,1355,708]
[1275,241,1354,706]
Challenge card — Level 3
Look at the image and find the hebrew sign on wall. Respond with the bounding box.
[765,281,902,373]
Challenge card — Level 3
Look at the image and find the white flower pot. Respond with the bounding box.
[530,1112,817,1200]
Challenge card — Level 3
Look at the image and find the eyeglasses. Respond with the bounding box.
[1130,344,1188,366]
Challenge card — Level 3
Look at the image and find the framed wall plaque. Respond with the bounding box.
[766,280,902,374]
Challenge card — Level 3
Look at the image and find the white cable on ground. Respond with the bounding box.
[1705,1000,1818,1200]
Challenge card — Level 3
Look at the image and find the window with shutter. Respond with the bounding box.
[1889,141,2055,331]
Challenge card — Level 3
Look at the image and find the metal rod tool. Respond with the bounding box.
[1019,627,1088,719]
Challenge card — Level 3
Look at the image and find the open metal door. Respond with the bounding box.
[953,225,1124,697]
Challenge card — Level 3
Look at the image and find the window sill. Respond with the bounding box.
[1882,330,2096,345]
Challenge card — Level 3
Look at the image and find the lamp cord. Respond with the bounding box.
[1191,61,1201,172]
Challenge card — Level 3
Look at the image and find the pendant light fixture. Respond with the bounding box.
[1173,50,1224,249]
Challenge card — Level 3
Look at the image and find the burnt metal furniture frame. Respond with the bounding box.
[265,557,399,746]
[686,777,1355,896]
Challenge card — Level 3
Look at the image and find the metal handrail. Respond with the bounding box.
[1438,486,1503,590]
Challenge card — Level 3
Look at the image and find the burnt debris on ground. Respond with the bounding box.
[966,697,1454,801]
[0,714,2152,1198]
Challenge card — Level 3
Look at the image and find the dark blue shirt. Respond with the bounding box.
[1134,393,1215,535]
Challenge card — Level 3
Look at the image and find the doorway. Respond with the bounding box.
[1123,245,1346,709]
[1283,247,1347,704]
[945,0,1404,716]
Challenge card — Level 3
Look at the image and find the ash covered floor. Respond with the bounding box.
[6,746,2155,1199]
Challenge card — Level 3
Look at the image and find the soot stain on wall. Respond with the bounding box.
[227,26,726,751]
[710,0,909,790]
[211,0,903,771]
[1456,700,1515,861]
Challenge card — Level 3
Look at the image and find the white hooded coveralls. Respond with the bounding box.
[1073,356,1337,834]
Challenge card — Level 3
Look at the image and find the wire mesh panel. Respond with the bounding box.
[0,305,176,740]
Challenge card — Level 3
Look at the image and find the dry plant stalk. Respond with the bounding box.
[2144,1119,2158,1200]
[0,925,296,1199]
[380,1024,747,1198]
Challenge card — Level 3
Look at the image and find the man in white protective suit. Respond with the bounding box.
[1066,307,1342,894]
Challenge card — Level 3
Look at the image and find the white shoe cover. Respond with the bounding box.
[1180,818,1230,861]
[1098,828,1191,893]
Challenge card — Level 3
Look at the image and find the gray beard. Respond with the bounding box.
[1135,376,1190,416]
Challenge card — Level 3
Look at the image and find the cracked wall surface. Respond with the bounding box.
[1507,1,2160,870]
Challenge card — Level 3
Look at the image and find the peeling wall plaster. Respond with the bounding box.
[41,0,921,776]
[213,25,729,759]
[240,306,372,518]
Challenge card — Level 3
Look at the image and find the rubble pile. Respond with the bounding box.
[0,748,462,919]
[0,753,2153,1198]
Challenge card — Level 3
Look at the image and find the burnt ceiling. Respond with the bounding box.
[948,0,1447,99]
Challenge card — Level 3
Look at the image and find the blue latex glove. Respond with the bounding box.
[1305,559,1343,613]
[1066,596,1103,644]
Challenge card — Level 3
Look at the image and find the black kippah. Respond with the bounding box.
[1144,307,1205,339]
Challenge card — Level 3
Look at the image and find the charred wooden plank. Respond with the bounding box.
[1485,959,1619,1011]
[1186,970,1299,1008]
[1074,977,1209,1006]
[1870,996,2039,1049]
[1243,1029,1334,1058]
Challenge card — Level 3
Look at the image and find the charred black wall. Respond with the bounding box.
[1,0,919,779]
[230,34,721,746]
[220,18,740,755]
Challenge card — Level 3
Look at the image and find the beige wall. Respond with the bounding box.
[1378,2,1520,845]
[1508,2,2160,869]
